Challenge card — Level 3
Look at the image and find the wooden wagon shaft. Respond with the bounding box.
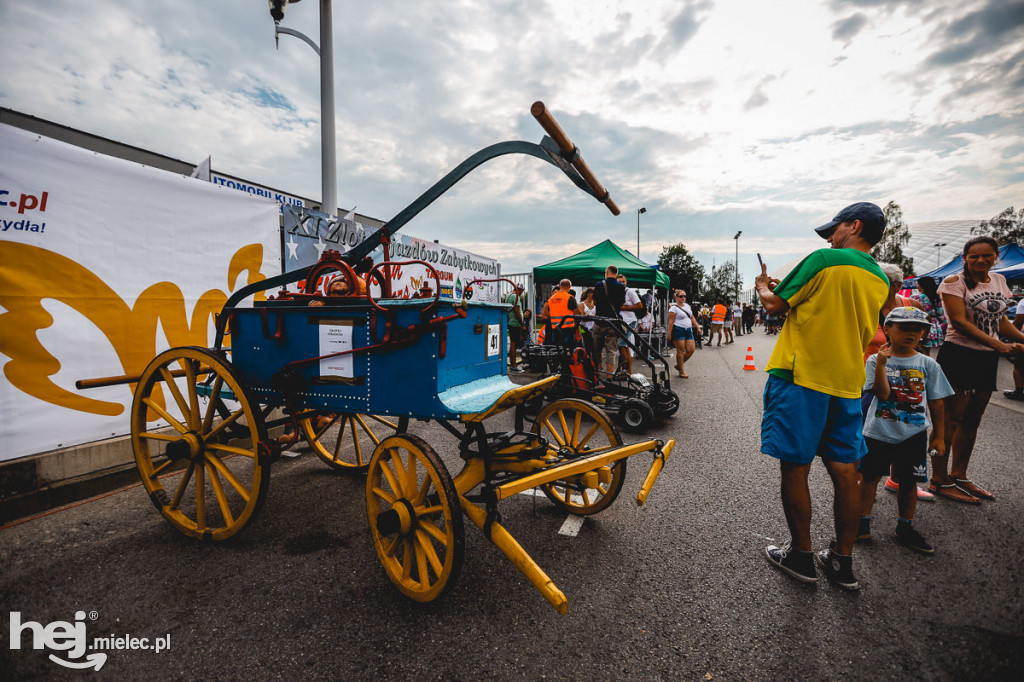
[76,365,213,389]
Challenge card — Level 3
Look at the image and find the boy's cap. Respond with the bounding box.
[884,306,930,327]
[815,202,886,240]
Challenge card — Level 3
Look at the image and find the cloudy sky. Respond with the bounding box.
[2,0,1022,284]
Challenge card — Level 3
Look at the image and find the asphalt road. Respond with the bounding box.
[3,332,1022,681]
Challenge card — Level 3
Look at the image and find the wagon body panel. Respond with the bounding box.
[229,299,513,419]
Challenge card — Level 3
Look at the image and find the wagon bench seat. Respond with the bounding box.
[441,374,559,422]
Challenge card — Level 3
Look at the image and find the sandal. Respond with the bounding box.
[928,480,980,505]
[953,478,995,501]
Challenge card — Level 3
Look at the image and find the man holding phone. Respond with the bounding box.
[756,202,890,591]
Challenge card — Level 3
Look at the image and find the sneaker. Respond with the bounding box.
[815,542,860,591]
[856,517,872,543]
[1004,389,1024,401]
[895,523,935,555]
[765,543,817,584]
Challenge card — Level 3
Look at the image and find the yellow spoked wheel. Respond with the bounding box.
[366,434,464,604]
[300,412,399,473]
[131,347,269,541]
[532,399,625,515]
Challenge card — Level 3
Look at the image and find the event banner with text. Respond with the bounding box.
[281,206,501,302]
[0,124,280,461]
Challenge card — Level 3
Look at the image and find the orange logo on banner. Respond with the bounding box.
[0,241,268,416]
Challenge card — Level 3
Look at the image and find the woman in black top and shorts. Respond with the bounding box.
[931,236,1024,503]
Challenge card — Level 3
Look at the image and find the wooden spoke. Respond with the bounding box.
[317,413,343,441]
[205,460,235,528]
[149,458,177,478]
[205,452,251,502]
[203,406,246,443]
[419,519,449,546]
[415,538,430,585]
[541,418,566,446]
[389,447,409,496]
[159,367,192,426]
[170,463,195,509]
[206,443,256,458]
[417,503,444,517]
[370,485,397,506]
[382,534,400,558]
[143,397,188,434]
[201,375,224,432]
[415,529,443,576]
[140,432,178,443]
[182,359,200,431]
[379,451,402,495]
[570,410,583,446]
[413,475,432,506]
[576,422,602,450]
[401,537,414,581]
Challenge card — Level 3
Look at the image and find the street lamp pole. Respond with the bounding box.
[637,207,647,260]
[734,230,742,302]
[269,0,337,217]
[933,241,947,269]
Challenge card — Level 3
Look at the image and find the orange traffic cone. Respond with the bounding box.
[743,347,757,371]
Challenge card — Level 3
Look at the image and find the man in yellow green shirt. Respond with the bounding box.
[757,202,889,591]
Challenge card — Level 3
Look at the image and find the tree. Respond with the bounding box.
[972,206,1024,244]
[871,200,914,275]
[657,243,707,296]
[706,261,742,301]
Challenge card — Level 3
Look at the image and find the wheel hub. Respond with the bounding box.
[376,499,416,536]
[165,431,204,462]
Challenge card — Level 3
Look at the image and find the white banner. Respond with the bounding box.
[0,124,281,462]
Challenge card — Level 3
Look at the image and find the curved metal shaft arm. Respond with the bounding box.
[342,138,601,265]
[213,265,314,350]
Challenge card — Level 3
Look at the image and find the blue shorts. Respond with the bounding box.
[671,326,694,341]
[761,375,866,464]
[617,321,638,348]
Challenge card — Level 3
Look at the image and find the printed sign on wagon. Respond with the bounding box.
[319,323,354,378]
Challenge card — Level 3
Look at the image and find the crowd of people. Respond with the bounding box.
[501,205,1022,595]
[504,202,1023,593]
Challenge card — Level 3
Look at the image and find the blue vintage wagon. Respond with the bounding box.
[82,103,675,613]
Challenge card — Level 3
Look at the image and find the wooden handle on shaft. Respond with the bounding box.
[531,101,620,216]
[76,366,211,390]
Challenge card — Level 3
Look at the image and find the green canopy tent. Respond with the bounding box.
[532,239,671,289]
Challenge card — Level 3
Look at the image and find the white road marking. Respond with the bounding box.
[558,515,585,537]
[517,488,545,498]
[518,489,582,536]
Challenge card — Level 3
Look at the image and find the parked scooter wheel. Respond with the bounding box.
[619,399,654,432]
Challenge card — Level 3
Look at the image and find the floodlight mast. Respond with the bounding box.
[268,0,338,218]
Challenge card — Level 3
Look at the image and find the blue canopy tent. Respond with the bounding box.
[904,243,1024,288]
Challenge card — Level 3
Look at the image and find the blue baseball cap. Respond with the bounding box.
[814,202,886,241]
